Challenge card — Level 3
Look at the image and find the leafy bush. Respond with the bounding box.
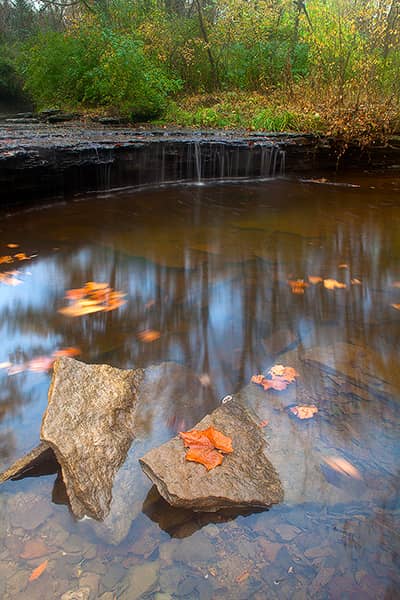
[19,21,181,118]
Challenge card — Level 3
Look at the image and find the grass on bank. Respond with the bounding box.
[155,89,400,146]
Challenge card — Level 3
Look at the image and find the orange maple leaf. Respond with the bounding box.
[179,427,233,471]
[28,559,48,582]
[289,405,318,419]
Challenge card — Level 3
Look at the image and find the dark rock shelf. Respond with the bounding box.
[1,120,399,204]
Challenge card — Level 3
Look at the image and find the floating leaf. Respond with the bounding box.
[252,364,299,393]
[321,456,362,480]
[308,275,323,285]
[323,279,347,290]
[6,243,19,249]
[179,426,233,471]
[28,559,48,582]
[236,571,250,584]
[137,329,161,342]
[289,405,318,419]
[338,263,349,269]
[0,255,13,264]
[59,282,126,317]
[14,252,30,261]
[288,279,309,294]
[258,419,269,428]
[391,304,400,311]
[52,347,81,358]
[27,356,55,372]
[351,278,362,285]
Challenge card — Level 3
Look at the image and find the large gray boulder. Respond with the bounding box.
[42,357,144,520]
[139,401,283,512]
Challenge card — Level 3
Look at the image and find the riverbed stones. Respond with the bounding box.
[41,357,144,520]
[139,401,283,512]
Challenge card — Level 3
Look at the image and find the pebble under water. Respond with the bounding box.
[0,175,399,599]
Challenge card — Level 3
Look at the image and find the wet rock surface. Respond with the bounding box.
[41,357,144,520]
[140,401,284,512]
[1,121,399,203]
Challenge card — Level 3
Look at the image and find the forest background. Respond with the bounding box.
[0,0,399,141]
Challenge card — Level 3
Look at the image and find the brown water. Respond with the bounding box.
[0,176,399,599]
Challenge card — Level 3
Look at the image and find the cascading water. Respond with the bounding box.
[95,140,286,191]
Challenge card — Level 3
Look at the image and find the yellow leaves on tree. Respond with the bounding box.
[179,426,233,471]
[59,282,126,317]
[251,364,299,392]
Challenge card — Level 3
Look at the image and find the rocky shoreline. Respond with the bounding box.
[1,116,399,204]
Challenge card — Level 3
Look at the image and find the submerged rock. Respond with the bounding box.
[139,401,283,512]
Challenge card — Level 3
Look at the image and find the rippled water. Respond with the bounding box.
[0,176,399,599]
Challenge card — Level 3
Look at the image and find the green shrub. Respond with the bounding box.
[19,22,181,118]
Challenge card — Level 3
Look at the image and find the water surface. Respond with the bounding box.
[0,176,399,599]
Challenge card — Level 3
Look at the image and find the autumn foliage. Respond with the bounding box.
[179,427,233,471]
[251,364,299,392]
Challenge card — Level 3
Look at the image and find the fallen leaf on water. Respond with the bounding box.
[323,278,347,290]
[251,364,299,393]
[351,278,362,285]
[52,347,81,358]
[14,252,30,261]
[198,373,211,386]
[8,364,25,375]
[391,304,400,311]
[0,272,23,286]
[27,356,55,372]
[288,279,309,294]
[289,405,318,419]
[0,255,13,264]
[308,275,323,285]
[236,571,250,584]
[137,329,161,342]
[338,263,349,269]
[59,282,126,316]
[321,456,362,480]
[28,559,48,582]
[258,419,269,428]
[7,243,19,248]
[179,426,233,471]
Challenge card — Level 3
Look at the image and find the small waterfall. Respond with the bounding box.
[193,141,202,182]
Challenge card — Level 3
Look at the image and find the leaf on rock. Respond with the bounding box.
[289,405,318,419]
[179,426,233,471]
[28,559,48,582]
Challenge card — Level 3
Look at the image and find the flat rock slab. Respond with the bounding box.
[41,357,144,520]
[139,401,283,512]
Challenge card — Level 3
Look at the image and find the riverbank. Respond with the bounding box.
[1,118,400,204]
